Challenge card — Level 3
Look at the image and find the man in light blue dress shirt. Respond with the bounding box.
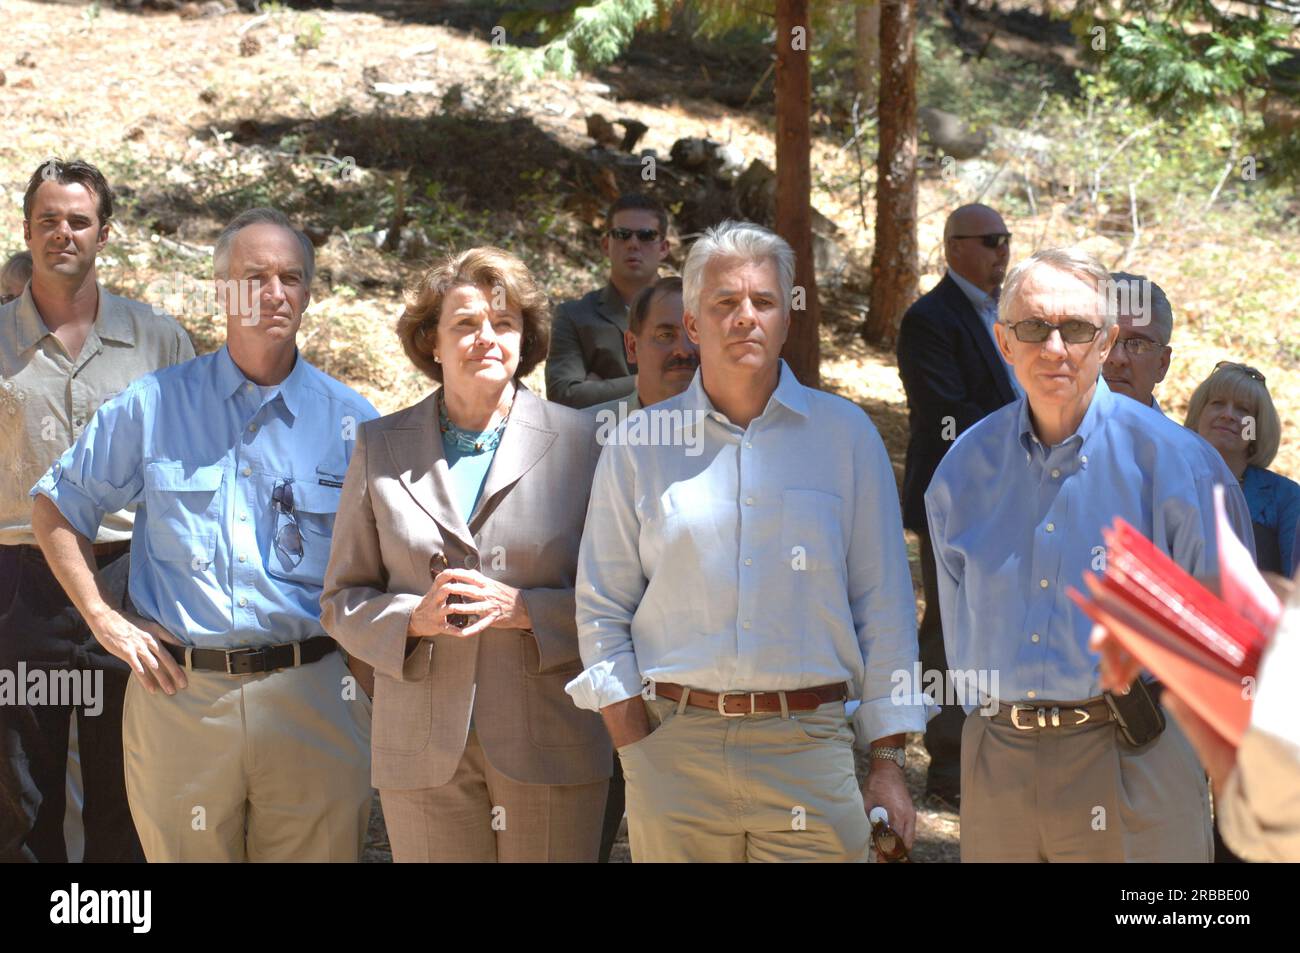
[926,247,1253,862]
[30,208,378,862]
[568,221,929,862]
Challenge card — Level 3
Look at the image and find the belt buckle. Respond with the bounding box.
[1009,703,1038,730]
[717,691,754,717]
[225,646,264,677]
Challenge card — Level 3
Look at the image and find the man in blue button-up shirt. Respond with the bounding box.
[926,247,1252,862]
[568,222,929,862]
[30,208,378,862]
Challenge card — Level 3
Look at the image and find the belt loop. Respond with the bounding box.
[292,641,302,667]
[184,646,194,672]
[676,687,690,714]
[778,690,790,719]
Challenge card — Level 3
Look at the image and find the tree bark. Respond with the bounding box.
[865,0,918,347]
[774,0,820,387]
[854,0,881,110]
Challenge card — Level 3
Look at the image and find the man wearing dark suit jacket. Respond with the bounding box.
[895,203,1018,803]
[545,194,670,408]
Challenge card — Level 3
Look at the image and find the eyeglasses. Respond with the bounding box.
[271,480,303,562]
[950,232,1011,249]
[1215,360,1266,384]
[1005,318,1103,345]
[0,293,17,305]
[607,227,661,243]
[1116,337,1167,356]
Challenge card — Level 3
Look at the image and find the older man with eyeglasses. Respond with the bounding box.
[30,207,378,862]
[1101,272,1174,411]
[925,247,1254,862]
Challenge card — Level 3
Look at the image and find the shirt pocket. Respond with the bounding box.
[779,488,845,574]
[266,480,341,588]
[143,461,224,568]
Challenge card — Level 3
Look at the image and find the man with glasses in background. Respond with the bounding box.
[1101,272,1173,412]
[925,247,1253,862]
[895,203,1018,806]
[30,207,378,862]
[546,193,671,409]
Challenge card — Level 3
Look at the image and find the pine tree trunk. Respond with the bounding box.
[865,0,918,347]
[774,0,821,388]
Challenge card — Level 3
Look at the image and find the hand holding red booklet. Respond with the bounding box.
[1068,486,1282,748]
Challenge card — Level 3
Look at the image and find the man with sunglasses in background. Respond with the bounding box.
[1101,272,1173,412]
[896,203,1018,806]
[925,247,1253,862]
[30,207,378,862]
[2,161,193,864]
[546,193,671,408]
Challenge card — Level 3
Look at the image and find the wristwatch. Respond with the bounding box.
[870,746,906,769]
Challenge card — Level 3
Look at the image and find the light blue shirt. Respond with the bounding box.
[566,361,930,745]
[31,346,377,648]
[947,267,1024,399]
[442,434,499,521]
[925,377,1255,708]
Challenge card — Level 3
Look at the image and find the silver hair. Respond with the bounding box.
[212,207,315,286]
[1109,271,1173,345]
[682,220,796,318]
[997,247,1114,331]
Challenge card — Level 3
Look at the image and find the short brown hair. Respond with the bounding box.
[23,158,114,227]
[397,247,549,383]
[606,192,668,239]
[628,275,683,336]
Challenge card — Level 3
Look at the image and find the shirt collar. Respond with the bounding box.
[214,344,308,419]
[947,267,996,312]
[1017,375,1114,455]
[12,282,135,351]
[682,359,810,423]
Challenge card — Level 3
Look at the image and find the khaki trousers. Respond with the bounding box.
[379,731,607,863]
[122,649,372,862]
[959,706,1212,862]
[619,696,871,862]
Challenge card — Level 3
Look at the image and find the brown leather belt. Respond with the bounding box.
[653,681,848,717]
[990,696,1112,731]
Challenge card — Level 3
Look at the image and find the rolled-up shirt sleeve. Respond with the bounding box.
[30,386,146,540]
[566,440,647,712]
[849,425,932,744]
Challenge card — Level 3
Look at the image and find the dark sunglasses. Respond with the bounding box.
[271,480,303,561]
[607,227,661,243]
[951,232,1011,249]
[1215,360,1266,384]
[1006,318,1103,345]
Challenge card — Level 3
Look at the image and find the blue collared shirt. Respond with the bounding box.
[32,346,377,648]
[947,267,1024,399]
[566,360,930,745]
[1241,465,1300,577]
[925,377,1254,707]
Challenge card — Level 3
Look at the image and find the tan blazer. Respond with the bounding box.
[320,384,612,790]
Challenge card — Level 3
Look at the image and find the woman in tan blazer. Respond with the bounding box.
[320,247,611,862]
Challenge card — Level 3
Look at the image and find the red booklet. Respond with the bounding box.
[1068,487,1282,747]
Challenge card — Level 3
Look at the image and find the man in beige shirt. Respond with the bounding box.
[0,159,192,862]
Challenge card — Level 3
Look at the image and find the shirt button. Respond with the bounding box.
[744,557,752,566]
[745,442,752,449]
[1039,578,1049,589]
[238,554,247,563]
[744,497,754,506]
[248,424,257,433]
[238,596,248,607]
[1046,522,1055,533]
[743,620,752,630]
[1027,690,1037,699]
[1081,455,1088,465]
[241,467,252,477]
[1051,468,1061,479]
[1031,633,1040,643]
[239,513,247,522]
